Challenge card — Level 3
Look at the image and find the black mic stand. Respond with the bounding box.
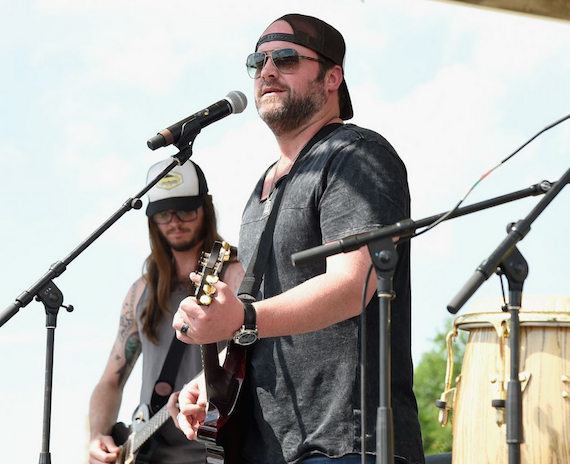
[36,280,72,464]
[447,164,570,464]
[0,123,202,464]
[291,174,568,464]
[497,246,528,464]
[368,237,398,464]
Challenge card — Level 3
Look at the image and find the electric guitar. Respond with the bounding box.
[111,402,170,464]
[194,241,250,464]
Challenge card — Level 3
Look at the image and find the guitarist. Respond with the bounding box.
[171,14,425,464]
[88,159,244,464]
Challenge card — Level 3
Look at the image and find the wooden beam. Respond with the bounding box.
[426,0,570,22]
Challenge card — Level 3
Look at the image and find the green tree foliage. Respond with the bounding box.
[414,318,467,455]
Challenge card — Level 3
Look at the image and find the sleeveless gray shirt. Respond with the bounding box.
[136,285,206,464]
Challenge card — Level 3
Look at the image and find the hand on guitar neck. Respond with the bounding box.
[170,241,250,464]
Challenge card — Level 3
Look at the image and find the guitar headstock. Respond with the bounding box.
[194,241,231,306]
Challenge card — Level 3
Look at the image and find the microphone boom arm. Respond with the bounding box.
[291,178,559,267]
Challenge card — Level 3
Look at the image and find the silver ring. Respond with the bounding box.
[181,322,189,335]
[177,412,183,422]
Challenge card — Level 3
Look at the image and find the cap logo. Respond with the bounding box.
[156,172,183,190]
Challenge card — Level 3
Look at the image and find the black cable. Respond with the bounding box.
[413,113,570,239]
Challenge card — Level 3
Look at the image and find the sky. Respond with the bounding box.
[0,0,569,462]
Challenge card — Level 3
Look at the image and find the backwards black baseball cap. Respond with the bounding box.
[256,13,354,121]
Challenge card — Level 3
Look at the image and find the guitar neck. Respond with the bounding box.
[132,405,171,453]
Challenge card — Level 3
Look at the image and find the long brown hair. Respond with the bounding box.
[140,194,233,343]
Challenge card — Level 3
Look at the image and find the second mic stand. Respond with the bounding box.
[447,163,570,464]
[367,237,398,464]
[497,245,528,464]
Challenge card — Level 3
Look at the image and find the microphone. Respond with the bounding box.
[147,90,248,150]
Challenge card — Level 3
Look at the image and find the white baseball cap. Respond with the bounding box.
[145,159,208,216]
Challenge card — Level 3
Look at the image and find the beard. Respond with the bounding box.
[162,224,205,252]
[256,78,328,135]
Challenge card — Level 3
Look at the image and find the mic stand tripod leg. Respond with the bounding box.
[498,245,528,464]
[367,237,398,464]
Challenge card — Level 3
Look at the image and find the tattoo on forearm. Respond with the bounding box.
[117,332,141,385]
[125,332,141,365]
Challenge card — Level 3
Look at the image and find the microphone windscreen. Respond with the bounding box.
[226,90,247,114]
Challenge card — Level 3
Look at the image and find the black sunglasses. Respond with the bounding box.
[246,48,323,79]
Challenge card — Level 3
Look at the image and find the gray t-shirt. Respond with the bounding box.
[136,286,206,464]
[239,124,424,464]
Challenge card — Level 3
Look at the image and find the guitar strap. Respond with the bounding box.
[238,123,342,301]
[150,336,186,413]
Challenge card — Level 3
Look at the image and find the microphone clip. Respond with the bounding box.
[175,118,202,150]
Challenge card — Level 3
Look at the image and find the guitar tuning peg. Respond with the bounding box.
[199,295,212,305]
[203,284,215,295]
[205,275,219,284]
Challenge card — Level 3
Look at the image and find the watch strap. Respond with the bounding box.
[242,301,257,330]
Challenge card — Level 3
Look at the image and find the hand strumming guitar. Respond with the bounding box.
[168,376,208,441]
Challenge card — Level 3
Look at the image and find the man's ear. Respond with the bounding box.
[326,65,344,92]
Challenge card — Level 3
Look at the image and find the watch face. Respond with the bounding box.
[235,329,258,346]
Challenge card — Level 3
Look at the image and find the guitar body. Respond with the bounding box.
[198,342,251,464]
[193,242,251,464]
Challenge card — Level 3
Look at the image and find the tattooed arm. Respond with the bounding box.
[88,277,146,464]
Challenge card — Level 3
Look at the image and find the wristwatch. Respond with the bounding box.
[233,301,259,346]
